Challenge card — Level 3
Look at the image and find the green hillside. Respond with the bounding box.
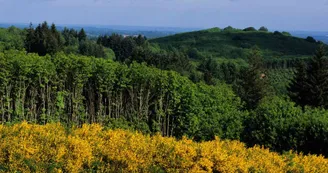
[150,27,324,59]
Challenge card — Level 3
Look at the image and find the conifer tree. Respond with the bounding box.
[288,60,309,107]
[306,45,328,107]
[236,47,269,109]
[78,28,87,42]
[289,45,328,108]
[25,23,35,53]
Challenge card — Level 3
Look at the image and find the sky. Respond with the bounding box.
[0,0,327,31]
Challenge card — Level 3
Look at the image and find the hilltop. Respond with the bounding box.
[150,27,325,59]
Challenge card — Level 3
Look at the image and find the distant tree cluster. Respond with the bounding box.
[97,34,192,75]
[25,22,63,56]
[197,58,239,86]
[24,22,108,58]
[243,27,257,32]
[97,34,146,62]
[223,26,235,31]
[259,26,269,32]
[62,27,79,46]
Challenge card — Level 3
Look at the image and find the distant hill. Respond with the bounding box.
[150,27,326,59]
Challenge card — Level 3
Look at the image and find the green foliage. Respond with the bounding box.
[244,96,328,156]
[288,61,309,107]
[187,48,203,60]
[62,27,79,46]
[243,27,257,32]
[97,34,139,62]
[244,96,302,151]
[205,27,222,32]
[25,22,63,56]
[197,57,220,85]
[235,47,270,109]
[0,50,245,140]
[259,26,269,32]
[191,83,246,141]
[223,26,239,32]
[219,62,240,85]
[0,26,25,51]
[23,22,107,58]
[289,45,328,108]
[151,28,322,60]
[78,40,106,58]
[267,68,295,95]
[78,28,87,42]
[273,31,282,36]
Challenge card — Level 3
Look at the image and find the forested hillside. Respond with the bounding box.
[151,26,324,59]
[1,22,328,172]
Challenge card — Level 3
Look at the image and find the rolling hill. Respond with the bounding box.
[150,27,325,60]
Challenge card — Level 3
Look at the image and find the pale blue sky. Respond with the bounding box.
[0,0,327,31]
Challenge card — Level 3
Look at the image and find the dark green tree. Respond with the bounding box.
[78,28,87,42]
[25,23,35,53]
[46,23,62,54]
[243,27,257,32]
[120,37,137,62]
[198,57,219,85]
[289,45,328,108]
[306,36,316,43]
[220,62,238,84]
[305,45,328,108]
[236,47,269,109]
[273,31,282,36]
[79,40,106,58]
[24,22,62,55]
[259,26,268,32]
[187,48,202,60]
[62,27,79,46]
[134,35,146,46]
[223,26,234,31]
[288,60,309,107]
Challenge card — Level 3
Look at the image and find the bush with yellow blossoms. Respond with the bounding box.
[0,122,327,173]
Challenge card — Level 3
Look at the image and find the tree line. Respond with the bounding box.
[0,50,244,141]
[22,22,112,59]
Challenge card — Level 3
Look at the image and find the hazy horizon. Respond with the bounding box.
[0,0,327,32]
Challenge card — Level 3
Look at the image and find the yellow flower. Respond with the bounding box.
[0,122,327,172]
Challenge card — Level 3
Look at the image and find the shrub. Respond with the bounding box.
[244,96,328,156]
[0,122,327,172]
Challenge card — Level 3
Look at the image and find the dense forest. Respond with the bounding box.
[1,22,328,160]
